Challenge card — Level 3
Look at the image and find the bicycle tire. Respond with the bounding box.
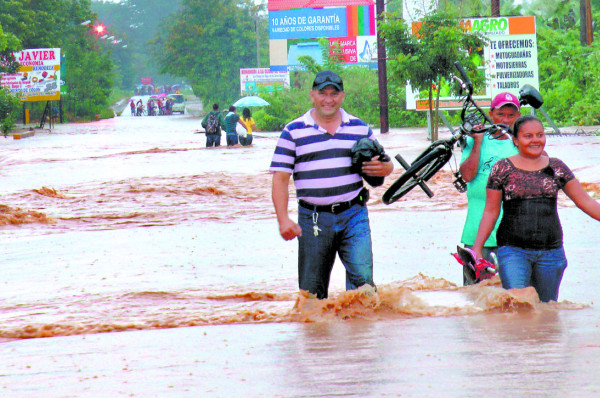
[382,147,451,204]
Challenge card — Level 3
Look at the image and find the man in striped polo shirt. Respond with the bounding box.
[270,70,393,299]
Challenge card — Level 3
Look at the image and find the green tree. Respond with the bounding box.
[0,0,114,120]
[0,21,21,74]
[380,9,487,140]
[0,86,21,136]
[0,21,21,135]
[152,0,265,107]
[537,24,600,125]
[92,0,185,89]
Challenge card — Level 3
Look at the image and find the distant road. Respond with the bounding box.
[117,94,204,117]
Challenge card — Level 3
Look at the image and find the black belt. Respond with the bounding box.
[298,189,369,214]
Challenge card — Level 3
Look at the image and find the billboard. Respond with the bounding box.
[240,68,290,95]
[269,0,374,11]
[0,48,61,102]
[268,0,378,71]
[406,16,539,110]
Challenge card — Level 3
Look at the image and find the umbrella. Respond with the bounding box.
[233,95,270,107]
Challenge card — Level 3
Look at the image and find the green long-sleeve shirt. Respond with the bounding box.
[201,110,226,133]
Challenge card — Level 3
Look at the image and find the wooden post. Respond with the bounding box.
[580,0,593,46]
[255,13,260,67]
[491,0,500,17]
[376,0,389,134]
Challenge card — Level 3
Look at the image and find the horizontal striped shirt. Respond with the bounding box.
[269,108,376,205]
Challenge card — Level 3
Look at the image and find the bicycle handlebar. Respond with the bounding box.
[453,61,473,93]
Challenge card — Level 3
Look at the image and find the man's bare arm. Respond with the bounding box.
[272,171,302,241]
[459,135,483,182]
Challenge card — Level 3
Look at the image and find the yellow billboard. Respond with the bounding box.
[0,48,61,102]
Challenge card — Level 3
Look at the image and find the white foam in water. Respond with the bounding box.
[413,290,480,309]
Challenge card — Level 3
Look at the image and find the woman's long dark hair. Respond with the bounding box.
[242,107,251,120]
[513,115,542,137]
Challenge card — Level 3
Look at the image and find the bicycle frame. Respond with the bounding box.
[382,61,542,205]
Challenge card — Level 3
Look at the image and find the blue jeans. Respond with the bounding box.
[239,135,253,146]
[497,246,568,302]
[206,133,221,147]
[226,134,238,146]
[297,203,374,299]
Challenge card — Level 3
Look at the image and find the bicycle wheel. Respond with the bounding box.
[382,147,451,204]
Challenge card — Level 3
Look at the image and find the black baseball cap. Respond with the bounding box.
[312,70,344,91]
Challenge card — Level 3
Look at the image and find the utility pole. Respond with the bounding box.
[580,0,593,46]
[376,0,389,134]
[491,0,500,17]
[255,15,261,67]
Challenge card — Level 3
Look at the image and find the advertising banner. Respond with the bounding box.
[270,8,346,40]
[240,68,290,95]
[328,36,378,64]
[406,16,538,110]
[0,48,61,102]
[269,5,375,40]
[269,0,373,11]
[268,0,378,71]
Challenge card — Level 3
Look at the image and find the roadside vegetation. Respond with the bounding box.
[270,1,599,130]
[1,0,599,133]
[0,1,115,125]
[0,87,21,137]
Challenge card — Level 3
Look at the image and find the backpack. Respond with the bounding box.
[206,112,219,134]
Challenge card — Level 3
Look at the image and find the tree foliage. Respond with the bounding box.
[152,0,267,107]
[0,0,114,121]
[255,47,426,132]
[517,0,600,124]
[0,22,21,74]
[92,0,185,89]
[0,86,21,136]
[0,19,22,135]
[380,9,487,139]
[537,25,600,125]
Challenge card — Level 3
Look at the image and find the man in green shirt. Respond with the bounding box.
[459,92,520,284]
[224,106,247,147]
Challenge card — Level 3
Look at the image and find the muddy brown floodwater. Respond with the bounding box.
[1,111,600,397]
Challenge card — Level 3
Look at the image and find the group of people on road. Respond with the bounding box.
[269,69,600,303]
[130,98,174,117]
[201,104,257,148]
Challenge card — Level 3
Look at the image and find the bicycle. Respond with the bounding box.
[382,61,544,205]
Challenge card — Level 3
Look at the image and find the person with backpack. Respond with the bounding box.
[201,103,226,147]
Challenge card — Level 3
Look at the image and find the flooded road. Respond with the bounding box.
[1,113,600,397]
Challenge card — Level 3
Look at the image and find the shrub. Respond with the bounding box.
[254,67,427,132]
[0,87,21,136]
